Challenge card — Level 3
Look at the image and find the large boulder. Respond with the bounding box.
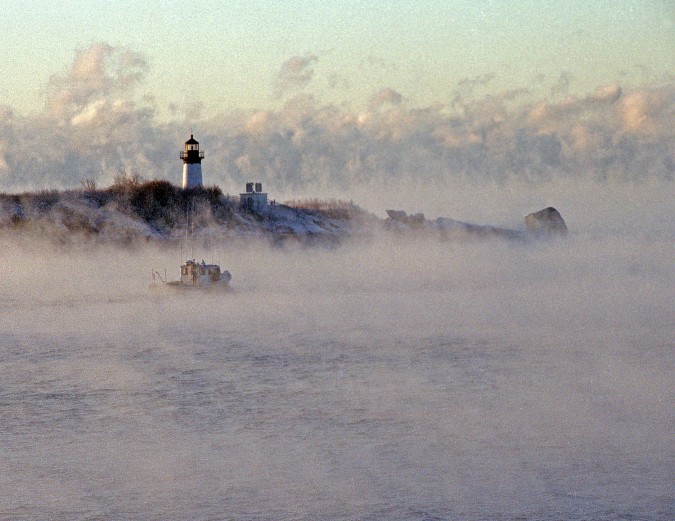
[386,209,408,222]
[524,207,568,235]
[385,209,426,228]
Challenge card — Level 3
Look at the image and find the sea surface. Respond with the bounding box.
[0,231,672,520]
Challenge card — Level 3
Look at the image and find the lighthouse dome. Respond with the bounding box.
[185,134,199,145]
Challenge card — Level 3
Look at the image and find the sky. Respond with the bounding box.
[2,1,672,116]
[0,1,672,217]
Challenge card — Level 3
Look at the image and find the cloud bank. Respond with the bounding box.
[274,54,319,99]
[0,43,672,202]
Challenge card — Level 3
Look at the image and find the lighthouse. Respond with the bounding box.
[180,134,204,189]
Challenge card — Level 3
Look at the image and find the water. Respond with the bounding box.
[0,232,672,520]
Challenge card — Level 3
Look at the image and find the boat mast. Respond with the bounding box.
[190,198,195,260]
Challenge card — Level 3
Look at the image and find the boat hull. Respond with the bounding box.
[150,279,231,292]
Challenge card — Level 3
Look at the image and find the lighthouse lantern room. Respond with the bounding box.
[180,134,204,189]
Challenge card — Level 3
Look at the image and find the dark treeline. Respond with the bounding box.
[0,178,235,237]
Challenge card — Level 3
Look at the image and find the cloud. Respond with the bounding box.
[619,87,674,135]
[550,71,574,98]
[587,84,622,104]
[274,54,319,99]
[0,43,672,197]
[457,73,495,91]
[45,42,148,122]
[451,73,498,114]
[368,88,403,110]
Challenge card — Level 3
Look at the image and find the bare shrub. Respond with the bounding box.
[80,179,97,191]
[283,198,367,220]
[111,169,144,191]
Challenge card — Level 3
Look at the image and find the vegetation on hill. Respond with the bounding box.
[105,176,234,231]
[0,178,555,246]
[283,198,368,221]
[0,178,361,245]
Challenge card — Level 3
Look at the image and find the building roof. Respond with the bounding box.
[185,134,199,144]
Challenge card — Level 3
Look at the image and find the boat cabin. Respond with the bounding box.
[181,259,224,286]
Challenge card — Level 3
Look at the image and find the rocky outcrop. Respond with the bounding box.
[385,209,521,240]
[385,207,568,240]
[524,207,568,236]
[386,210,426,227]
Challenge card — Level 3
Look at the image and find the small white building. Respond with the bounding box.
[240,182,268,212]
[180,134,204,189]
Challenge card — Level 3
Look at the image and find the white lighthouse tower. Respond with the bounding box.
[180,134,204,189]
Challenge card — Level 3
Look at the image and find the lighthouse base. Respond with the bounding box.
[182,164,203,189]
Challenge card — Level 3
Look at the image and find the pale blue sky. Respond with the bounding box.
[1,0,673,117]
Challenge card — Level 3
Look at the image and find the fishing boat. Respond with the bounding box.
[152,258,231,290]
[151,196,231,290]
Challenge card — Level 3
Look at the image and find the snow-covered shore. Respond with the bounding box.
[0,181,566,247]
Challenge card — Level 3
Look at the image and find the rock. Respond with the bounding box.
[385,210,426,228]
[524,207,568,235]
[409,213,425,226]
[386,209,408,222]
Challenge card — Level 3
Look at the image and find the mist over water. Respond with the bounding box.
[0,184,673,520]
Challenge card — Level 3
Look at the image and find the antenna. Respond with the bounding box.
[190,198,195,260]
[185,200,190,261]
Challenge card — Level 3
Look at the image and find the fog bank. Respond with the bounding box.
[0,197,672,518]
